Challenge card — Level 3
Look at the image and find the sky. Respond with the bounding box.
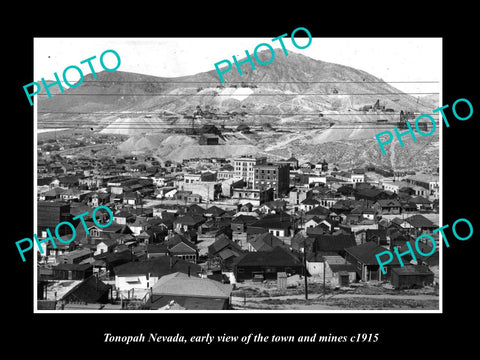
[34,37,442,93]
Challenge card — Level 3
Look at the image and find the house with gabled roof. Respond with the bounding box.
[409,196,433,211]
[375,199,402,215]
[52,263,93,280]
[391,265,434,289]
[258,200,288,214]
[186,203,206,215]
[75,220,131,247]
[309,234,356,257]
[304,216,323,230]
[355,228,389,246]
[94,238,118,256]
[143,272,233,310]
[345,241,401,281]
[174,214,206,232]
[306,252,356,287]
[41,187,67,200]
[300,197,320,212]
[233,246,304,281]
[306,225,326,237]
[207,235,244,270]
[113,257,202,292]
[57,275,112,306]
[168,241,198,264]
[290,231,315,253]
[123,191,142,206]
[247,232,286,252]
[204,205,226,218]
[249,213,293,237]
[390,217,414,230]
[164,234,198,263]
[404,214,437,233]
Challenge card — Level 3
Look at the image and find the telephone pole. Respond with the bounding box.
[303,246,308,300]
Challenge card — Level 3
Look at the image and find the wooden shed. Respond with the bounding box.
[391,265,434,289]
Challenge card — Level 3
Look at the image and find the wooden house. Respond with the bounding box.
[233,246,303,282]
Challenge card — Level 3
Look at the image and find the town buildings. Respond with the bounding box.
[36,142,439,311]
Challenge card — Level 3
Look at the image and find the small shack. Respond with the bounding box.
[199,134,219,145]
[391,265,434,289]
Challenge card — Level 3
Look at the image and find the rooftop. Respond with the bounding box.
[151,272,233,298]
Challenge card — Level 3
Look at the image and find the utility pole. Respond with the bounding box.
[302,246,308,300]
[323,260,326,296]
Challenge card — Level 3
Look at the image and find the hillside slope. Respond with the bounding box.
[37,49,439,170]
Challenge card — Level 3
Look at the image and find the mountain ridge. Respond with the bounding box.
[36,49,439,170]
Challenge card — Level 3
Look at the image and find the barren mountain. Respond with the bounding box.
[37,49,439,170]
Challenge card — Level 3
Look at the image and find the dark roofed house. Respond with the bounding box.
[208,237,244,270]
[395,241,437,266]
[310,234,357,256]
[305,205,330,219]
[231,214,258,233]
[57,248,93,265]
[290,232,315,253]
[247,232,286,252]
[187,203,206,215]
[94,249,136,275]
[355,188,394,202]
[52,263,93,280]
[174,215,206,232]
[146,243,169,259]
[208,236,243,257]
[58,175,80,188]
[345,241,401,281]
[233,246,304,281]
[375,199,402,215]
[365,229,388,246]
[409,196,433,210]
[405,214,437,232]
[42,187,67,200]
[389,230,409,249]
[306,225,326,237]
[300,197,320,212]
[37,201,72,238]
[204,205,226,218]
[61,275,111,304]
[199,133,219,145]
[167,240,198,264]
[249,213,293,238]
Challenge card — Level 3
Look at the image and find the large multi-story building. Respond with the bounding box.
[232,156,267,187]
[404,174,439,200]
[253,162,290,198]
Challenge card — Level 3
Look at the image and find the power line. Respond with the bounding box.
[36,128,443,131]
[48,80,440,84]
[36,92,439,96]
[37,111,441,116]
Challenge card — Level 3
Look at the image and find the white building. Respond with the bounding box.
[232,156,266,187]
